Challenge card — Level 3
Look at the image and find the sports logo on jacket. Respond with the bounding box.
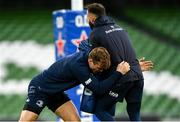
[85,78,92,85]
[36,100,44,108]
[109,91,118,98]
[105,27,123,34]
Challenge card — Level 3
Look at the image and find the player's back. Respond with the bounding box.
[91,16,136,65]
[31,51,88,93]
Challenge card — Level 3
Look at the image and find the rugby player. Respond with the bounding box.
[81,3,153,121]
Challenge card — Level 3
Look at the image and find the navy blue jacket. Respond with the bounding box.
[89,16,143,82]
[31,51,123,94]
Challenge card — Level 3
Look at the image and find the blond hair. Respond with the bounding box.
[88,47,111,70]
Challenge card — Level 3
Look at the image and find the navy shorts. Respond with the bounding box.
[23,82,70,115]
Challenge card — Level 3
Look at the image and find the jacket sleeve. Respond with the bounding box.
[78,39,91,52]
[71,65,123,95]
[83,71,123,95]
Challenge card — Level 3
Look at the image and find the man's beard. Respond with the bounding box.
[89,22,94,30]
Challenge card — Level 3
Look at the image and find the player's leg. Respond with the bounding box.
[19,110,38,122]
[95,81,134,121]
[126,102,141,121]
[125,79,144,121]
[94,99,115,121]
[107,104,116,116]
[94,91,119,121]
[55,100,80,121]
[47,92,80,121]
[19,82,46,121]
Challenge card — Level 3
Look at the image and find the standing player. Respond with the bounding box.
[19,47,130,122]
[84,3,147,121]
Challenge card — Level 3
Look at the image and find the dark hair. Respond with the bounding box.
[86,3,106,17]
[88,47,111,70]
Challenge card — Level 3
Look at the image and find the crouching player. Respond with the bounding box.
[19,47,130,122]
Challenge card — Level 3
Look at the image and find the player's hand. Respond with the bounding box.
[116,61,130,75]
[139,57,154,71]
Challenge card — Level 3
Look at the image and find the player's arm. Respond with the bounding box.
[72,61,130,95]
[83,71,121,95]
[139,57,154,71]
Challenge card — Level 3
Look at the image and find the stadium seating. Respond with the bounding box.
[0,10,53,44]
[125,8,180,44]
